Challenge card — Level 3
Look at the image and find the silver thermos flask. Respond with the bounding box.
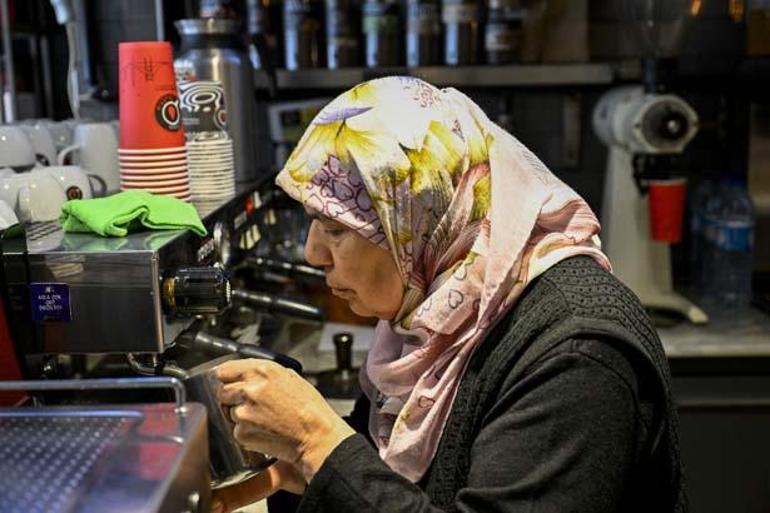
[174,18,258,184]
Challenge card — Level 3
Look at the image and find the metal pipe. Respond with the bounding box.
[248,257,326,279]
[155,0,165,41]
[72,0,92,88]
[187,330,242,355]
[127,353,188,381]
[39,35,54,117]
[64,23,80,118]
[0,0,17,122]
[232,288,324,321]
[180,329,303,374]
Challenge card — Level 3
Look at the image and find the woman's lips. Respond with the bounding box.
[330,287,354,298]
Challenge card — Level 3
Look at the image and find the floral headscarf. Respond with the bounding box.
[275,77,611,482]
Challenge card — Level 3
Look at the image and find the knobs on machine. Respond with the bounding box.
[163,267,232,315]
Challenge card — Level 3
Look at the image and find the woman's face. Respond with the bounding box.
[303,209,404,320]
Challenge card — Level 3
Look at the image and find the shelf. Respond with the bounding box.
[254,63,620,90]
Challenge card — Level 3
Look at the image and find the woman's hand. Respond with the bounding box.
[216,358,356,483]
[210,460,304,513]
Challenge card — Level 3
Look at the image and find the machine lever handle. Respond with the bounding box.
[190,330,303,374]
[231,288,324,321]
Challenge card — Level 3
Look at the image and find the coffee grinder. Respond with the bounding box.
[593,86,706,323]
[592,0,707,323]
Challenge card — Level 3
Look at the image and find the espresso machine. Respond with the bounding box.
[0,184,324,512]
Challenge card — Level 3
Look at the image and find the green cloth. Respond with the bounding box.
[60,190,206,237]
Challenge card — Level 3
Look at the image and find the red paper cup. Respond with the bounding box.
[119,151,187,162]
[118,146,187,155]
[120,164,188,174]
[648,178,687,243]
[120,171,189,181]
[121,184,191,195]
[119,42,185,150]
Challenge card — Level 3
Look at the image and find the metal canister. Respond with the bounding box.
[442,0,480,65]
[326,0,360,68]
[407,0,441,66]
[484,0,522,64]
[284,0,324,69]
[174,19,258,184]
[362,0,402,67]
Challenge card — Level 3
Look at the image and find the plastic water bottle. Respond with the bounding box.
[690,179,715,292]
[701,180,755,308]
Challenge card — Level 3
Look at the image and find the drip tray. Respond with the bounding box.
[0,403,209,513]
[0,414,136,513]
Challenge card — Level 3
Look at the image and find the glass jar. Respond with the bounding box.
[326,0,360,68]
[442,0,480,65]
[284,0,324,69]
[484,0,522,64]
[407,0,441,66]
[362,0,402,67]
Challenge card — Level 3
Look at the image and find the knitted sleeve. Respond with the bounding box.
[295,338,652,513]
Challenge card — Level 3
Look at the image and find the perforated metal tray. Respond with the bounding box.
[0,377,210,513]
[0,413,137,513]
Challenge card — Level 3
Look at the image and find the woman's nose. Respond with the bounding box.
[304,221,332,267]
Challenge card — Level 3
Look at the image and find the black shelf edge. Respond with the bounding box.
[254,63,622,90]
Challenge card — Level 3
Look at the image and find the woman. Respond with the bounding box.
[213,77,684,513]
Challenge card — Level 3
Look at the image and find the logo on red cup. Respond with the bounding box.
[155,94,182,132]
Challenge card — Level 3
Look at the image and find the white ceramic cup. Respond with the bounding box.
[33,165,104,200]
[58,123,120,195]
[0,199,18,229]
[0,126,36,169]
[19,124,57,166]
[15,174,68,223]
[36,119,75,152]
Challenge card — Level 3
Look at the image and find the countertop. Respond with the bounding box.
[273,307,770,376]
[658,306,770,359]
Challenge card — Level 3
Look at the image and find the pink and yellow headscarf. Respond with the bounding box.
[276,77,611,482]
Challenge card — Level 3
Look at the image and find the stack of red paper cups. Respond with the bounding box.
[118,42,190,201]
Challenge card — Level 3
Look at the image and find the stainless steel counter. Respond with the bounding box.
[657,307,770,359]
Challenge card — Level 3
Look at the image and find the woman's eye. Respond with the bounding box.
[325,228,346,237]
